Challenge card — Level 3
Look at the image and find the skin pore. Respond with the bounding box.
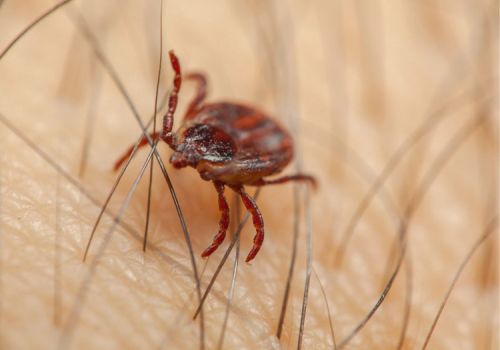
[0,0,498,349]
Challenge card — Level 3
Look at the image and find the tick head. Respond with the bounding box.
[169,124,236,169]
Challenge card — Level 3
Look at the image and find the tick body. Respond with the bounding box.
[114,51,315,262]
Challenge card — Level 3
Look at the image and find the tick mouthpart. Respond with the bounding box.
[169,151,199,169]
[169,152,187,168]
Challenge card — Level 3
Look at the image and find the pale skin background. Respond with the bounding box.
[0,0,498,349]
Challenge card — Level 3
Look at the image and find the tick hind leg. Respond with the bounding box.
[231,185,264,263]
[201,181,230,258]
[113,132,160,171]
[251,174,317,188]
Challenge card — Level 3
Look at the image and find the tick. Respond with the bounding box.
[114,51,315,262]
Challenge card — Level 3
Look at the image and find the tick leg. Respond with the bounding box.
[115,51,182,166]
[185,72,207,117]
[231,185,264,263]
[201,181,230,258]
[113,132,160,171]
[251,174,317,188]
[161,51,182,148]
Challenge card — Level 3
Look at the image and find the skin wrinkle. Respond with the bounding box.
[0,0,498,349]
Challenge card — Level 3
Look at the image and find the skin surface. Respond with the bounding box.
[0,0,498,349]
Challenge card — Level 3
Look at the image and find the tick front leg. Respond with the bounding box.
[113,132,160,171]
[201,182,230,258]
[231,185,264,263]
[161,51,182,149]
[251,174,317,188]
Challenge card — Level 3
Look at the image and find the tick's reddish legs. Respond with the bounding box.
[185,73,207,117]
[201,181,230,258]
[114,51,182,170]
[251,174,317,188]
[113,132,160,171]
[231,185,264,263]
[161,50,182,146]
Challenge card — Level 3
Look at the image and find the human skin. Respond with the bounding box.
[0,0,498,349]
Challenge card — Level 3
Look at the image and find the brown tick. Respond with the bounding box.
[114,51,315,262]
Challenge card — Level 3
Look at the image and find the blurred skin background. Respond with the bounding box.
[0,0,498,349]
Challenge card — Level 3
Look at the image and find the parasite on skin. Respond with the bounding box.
[114,51,316,262]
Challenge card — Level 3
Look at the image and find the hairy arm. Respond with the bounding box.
[0,0,497,349]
